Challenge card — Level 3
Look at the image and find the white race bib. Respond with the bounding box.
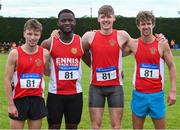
[140,64,159,78]
[20,73,41,88]
[58,66,79,80]
[96,66,117,81]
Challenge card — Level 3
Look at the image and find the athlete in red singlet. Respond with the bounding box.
[82,5,130,129]
[133,38,164,93]
[48,35,83,95]
[41,9,84,129]
[124,11,176,129]
[13,46,45,99]
[4,19,50,129]
[90,29,123,86]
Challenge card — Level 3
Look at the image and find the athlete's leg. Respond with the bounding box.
[47,93,63,129]
[107,86,124,129]
[27,97,47,129]
[131,90,149,129]
[149,91,166,129]
[9,97,26,129]
[64,93,83,129]
[48,124,61,129]
[132,113,146,129]
[65,124,78,129]
[10,119,25,129]
[89,85,105,129]
[109,107,123,129]
[89,107,104,129]
[27,119,42,129]
[152,117,166,129]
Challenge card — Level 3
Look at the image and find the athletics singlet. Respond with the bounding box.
[49,34,83,95]
[133,38,164,93]
[13,46,45,99]
[90,30,123,86]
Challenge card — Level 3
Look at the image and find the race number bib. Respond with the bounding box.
[20,73,41,88]
[140,64,159,78]
[58,66,79,80]
[96,66,117,81]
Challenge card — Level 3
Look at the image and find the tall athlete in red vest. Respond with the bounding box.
[41,9,84,129]
[125,11,176,129]
[4,19,50,129]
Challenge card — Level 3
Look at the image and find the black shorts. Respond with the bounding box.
[89,84,124,108]
[47,92,83,125]
[9,96,47,121]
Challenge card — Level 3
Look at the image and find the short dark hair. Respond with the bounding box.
[24,19,42,32]
[58,9,75,19]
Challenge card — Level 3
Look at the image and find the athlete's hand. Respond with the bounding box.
[51,29,60,38]
[155,33,168,44]
[167,90,176,106]
[8,104,18,117]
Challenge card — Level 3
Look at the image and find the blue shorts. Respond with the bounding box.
[131,90,166,119]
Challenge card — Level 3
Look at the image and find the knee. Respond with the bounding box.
[66,123,78,129]
[92,121,102,129]
[111,122,121,129]
[48,124,61,129]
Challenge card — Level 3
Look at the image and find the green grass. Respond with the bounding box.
[0,50,180,129]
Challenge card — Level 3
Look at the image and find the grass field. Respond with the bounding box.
[0,49,180,129]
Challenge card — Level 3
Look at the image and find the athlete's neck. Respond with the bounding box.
[59,32,74,43]
[100,28,113,35]
[22,44,38,54]
[141,35,155,43]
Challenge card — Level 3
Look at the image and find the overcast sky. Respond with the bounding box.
[0,0,180,18]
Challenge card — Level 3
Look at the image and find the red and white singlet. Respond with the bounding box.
[90,29,123,86]
[49,34,83,95]
[13,46,45,99]
[133,38,164,93]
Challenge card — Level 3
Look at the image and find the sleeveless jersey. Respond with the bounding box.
[133,38,164,93]
[49,34,83,95]
[90,29,123,86]
[13,46,45,99]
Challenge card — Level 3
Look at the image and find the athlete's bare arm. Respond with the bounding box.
[160,42,176,105]
[117,30,138,57]
[41,38,51,51]
[82,31,95,67]
[43,48,50,76]
[4,49,19,117]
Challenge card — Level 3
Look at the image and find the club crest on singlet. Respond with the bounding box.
[108,39,116,46]
[35,58,42,67]
[71,48,77,54]
[150,47,156,55]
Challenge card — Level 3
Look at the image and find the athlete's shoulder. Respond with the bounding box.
[82,30,97,45]
[9,47,18,56]
[117,30,129,36]
[7,47,18,64]
[43,48,50,55]
[83,30,96,38]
